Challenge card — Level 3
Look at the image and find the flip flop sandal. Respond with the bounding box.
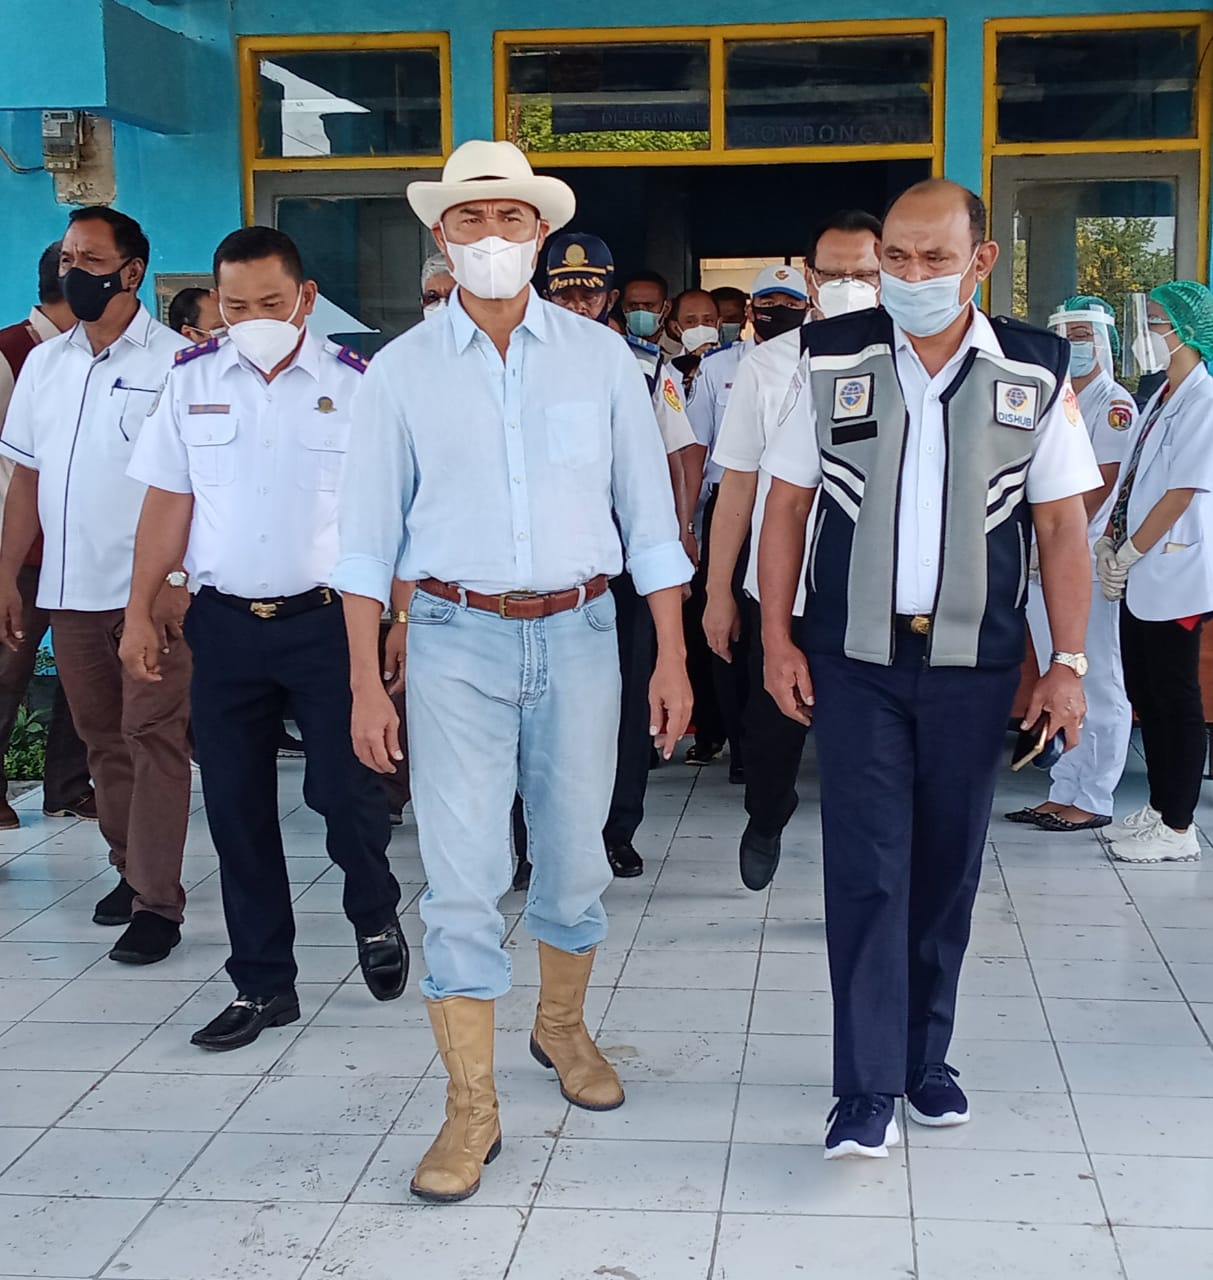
[1035,813,1112,832]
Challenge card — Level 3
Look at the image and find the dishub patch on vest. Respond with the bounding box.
[994,382,1038,430]
[832,374,873,422]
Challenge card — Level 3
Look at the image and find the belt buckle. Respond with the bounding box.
[910,614,931,636]
[498,590,537,619]
[250,600,278,620]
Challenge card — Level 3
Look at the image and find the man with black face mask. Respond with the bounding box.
[0,206,193,965]
[687,265,811,786]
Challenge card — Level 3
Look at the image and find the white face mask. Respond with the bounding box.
[221,289,304,373]
[445,235,537,301]
[814,277,879,319]
[1132,328,1176,375]
[423,299,447,322]
[878,247,980,338]
[680,324,719,353]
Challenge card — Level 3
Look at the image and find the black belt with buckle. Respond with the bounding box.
[200,585,336,621]
[894,613,932,636]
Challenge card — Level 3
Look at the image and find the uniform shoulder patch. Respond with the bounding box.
[174,336,220,366]
[662,375,682,412]
[1062,383,1081,425]
[1107,399,1135,431]
[325,340,369,374]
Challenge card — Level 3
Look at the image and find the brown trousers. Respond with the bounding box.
[51,609,192,923]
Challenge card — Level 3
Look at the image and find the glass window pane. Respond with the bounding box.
[505,43,710,153]
[1010,177,1176,390]
[724,36,934,150]
[996,28,1198,143]
[256,49,443,159]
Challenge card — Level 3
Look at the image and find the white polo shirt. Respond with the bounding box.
[686,339,757,486]
[0,305,187,611]
[129,331,366,599]
[763,308,1102,616]
[711,329,809,612]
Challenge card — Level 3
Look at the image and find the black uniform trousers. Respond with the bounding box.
[185,590,400,996]
[810,630,1019,1096]
[1119,605,1206,830]
[685,489,732,755]
[741,596,808,836]
[603,572,656,848]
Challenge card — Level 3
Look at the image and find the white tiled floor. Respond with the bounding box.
[1,733,1212,1279]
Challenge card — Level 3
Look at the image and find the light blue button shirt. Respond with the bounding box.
[333,288,692,605]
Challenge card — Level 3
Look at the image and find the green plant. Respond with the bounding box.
[5,705,47,781]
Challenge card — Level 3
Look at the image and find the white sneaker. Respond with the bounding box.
[1109,822,1201,864]
[1106,802,1162,842]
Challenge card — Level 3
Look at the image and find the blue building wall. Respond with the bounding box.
[0,0,1204,319]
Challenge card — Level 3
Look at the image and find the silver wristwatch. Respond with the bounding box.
[1050,650,1089,678]
[165,571,188,589]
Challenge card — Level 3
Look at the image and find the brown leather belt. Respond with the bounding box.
[418,575,610,620]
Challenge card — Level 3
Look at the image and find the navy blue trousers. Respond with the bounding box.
[603,572,655,848]
[185,590,400,995]
[810,631,1019,1095]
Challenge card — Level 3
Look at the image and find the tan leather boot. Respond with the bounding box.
[530,942,624,1112]
[410,997,502,1203]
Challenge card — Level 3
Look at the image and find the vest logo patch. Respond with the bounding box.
[994,381,1038,430]
[832,374,872,421]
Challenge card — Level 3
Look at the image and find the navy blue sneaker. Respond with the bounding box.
[824,1093,899,1159]
[906,1062,970,1127]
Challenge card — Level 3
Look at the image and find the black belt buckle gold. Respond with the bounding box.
[250,599,279,619]
[910,614,931,636]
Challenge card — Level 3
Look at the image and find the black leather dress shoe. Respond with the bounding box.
[739,822,782,891]
[357,915,408,1001]
[93,876,136,926]
[191,993,301,1051]
[606,842,644,878]
[109,910,180,964]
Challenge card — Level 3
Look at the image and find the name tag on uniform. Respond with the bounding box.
[188,404,231,415]
[832,374,873,422]
[994,382,1038,431]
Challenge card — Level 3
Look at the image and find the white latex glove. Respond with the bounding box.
[1092,535,1117,580]
[1098,535,1143,601]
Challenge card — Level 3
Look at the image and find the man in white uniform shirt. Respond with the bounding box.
[333,141,693,1204]
[759,180,1100,1159]
[0,207,192,965]
[704,212,882,890]
[122,227,406,1052]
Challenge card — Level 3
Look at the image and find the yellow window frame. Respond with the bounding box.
[982,11,1213,277]
[494,19,945,170]
[238,32,454,218]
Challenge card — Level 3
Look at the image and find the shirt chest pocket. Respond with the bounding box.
[545,402,602,469]
[109,388,160,459]
[297,415,350,492]
[180,414,238,487]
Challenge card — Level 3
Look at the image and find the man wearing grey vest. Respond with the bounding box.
[759,180,1100,1160]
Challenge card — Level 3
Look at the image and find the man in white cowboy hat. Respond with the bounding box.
[333,140,694,1203]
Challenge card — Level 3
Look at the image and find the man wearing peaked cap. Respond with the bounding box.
[334,141,694,1203]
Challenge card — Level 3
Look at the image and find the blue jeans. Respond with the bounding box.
[406,588,621,1001]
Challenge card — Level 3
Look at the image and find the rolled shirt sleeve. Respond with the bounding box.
[127,380,192,494]
[331,358,416,607]
[759,357,822,490]
[1026,381,1103,505]
[609,343,694,596]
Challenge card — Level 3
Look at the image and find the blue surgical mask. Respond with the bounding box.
[626,309,660,339]
[1068,341,1097,378]
[720,321,742,345]
[878,248,979,338]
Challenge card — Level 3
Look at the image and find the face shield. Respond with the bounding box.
[1124,291,1165,378]
[1047,307,1115,381]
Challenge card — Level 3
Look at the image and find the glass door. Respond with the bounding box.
[989,152,1199,333]
[253,169,435,354]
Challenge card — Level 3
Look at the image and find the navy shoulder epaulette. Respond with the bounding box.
[325,340,370,374]
[174,336,220,366]
[625,334,660,356]
[700,344,731,364]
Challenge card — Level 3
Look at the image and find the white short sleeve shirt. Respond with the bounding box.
[0,306,188,610]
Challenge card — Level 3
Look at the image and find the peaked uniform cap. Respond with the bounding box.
[407,140,576,231]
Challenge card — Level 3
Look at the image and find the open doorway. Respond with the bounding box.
[547,158,928,289]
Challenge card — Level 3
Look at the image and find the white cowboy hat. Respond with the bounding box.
[407,140,576,231]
